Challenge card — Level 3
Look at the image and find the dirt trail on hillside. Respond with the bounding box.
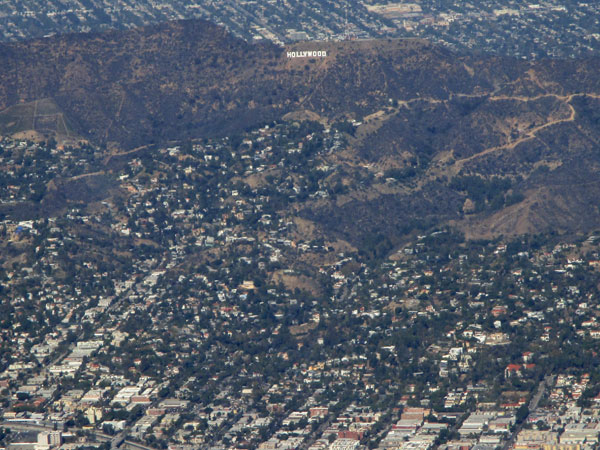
[453,93,600,168]
[351,90,600,186]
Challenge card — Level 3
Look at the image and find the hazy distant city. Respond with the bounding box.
[0,0,599,58]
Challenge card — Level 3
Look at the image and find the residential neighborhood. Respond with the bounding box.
[3,116,600,450]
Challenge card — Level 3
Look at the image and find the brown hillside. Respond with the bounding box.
[3,20,600,246]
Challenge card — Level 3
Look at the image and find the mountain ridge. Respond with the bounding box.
[3,19,600,249]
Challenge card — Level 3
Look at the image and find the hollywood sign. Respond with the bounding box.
[286,50,327,58]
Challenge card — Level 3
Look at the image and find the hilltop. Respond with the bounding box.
[2,19,600,248]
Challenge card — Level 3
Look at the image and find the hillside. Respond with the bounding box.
[2,19,600,249]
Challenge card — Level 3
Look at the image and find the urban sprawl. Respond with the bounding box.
[2,117,600,450]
